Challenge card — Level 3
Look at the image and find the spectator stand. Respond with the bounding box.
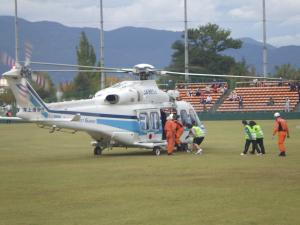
[217,81,300,112]
[176,82,228,112]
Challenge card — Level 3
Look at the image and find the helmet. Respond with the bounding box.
[167,114,174,120]
[249,120,256,126]
[242,120,248,125]
[274,112,280,118]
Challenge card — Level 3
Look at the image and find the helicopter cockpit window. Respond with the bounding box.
[189,109,199,126]
[150,112,160,130]
[139,113,149,130]
[180,110,191,126]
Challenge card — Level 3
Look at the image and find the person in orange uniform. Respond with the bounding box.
[273,112,290,157]
[164,114,177,155]
[174,115,184,151]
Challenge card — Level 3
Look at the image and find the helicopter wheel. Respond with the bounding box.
[94,146,102,156]
[153,146,161,156]
[181,143,188,151]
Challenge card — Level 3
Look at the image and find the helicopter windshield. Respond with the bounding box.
[189,109,201,126]
[179,108,202,127]
[180,109,191,126]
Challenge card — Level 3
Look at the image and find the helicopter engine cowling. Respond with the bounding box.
[105,89,139,104]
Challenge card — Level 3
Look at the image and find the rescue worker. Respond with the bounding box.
[164,114,177,155]
[249,121,265,154]
[273,112,290,157]
[186,122,205,155]
[174,115,184,151]
[241,120,260,155]
[160,110,167,140]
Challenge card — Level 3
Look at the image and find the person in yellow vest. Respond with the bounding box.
[241,120,260,156]
[186,122,205,155]
[249,121,265,154]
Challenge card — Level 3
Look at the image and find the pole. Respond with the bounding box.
[100,0,105,89]
[14,0,19,66]
[262,0,268,77]
[184,0,189,82]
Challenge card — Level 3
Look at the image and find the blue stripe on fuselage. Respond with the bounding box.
[29,95,42,107]
[96,119,163,136]
[97,119,140,133]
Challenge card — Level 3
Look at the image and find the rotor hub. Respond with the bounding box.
[133,64,155,80]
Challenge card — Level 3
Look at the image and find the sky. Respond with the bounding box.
[1,0,300,47]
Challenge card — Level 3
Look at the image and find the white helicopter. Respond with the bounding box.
[1,63,207,156]
[1,61,278,156]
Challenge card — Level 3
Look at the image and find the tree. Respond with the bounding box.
[0,89,15,105]
[60,81,75,100]
[30,72,57,103]
[73,31,100,99]
[168,23,248,81]
[274,64,300,80]
[188,23,242,55]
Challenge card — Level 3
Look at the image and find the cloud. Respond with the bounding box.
[105,0,219,30]
[228,6,257,20]
[269,33,300,46]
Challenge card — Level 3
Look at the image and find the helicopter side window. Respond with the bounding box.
[150,112,160,130]
[180,110,191,126]
[139,113,149,130]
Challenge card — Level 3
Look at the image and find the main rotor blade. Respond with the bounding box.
[22,61,121,71]
[162,71,279,80]
[32,69,127,73]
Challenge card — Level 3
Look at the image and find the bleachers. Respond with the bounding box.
[217,85,299,112]
[176,82,227,112]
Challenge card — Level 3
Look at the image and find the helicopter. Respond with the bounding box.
[1,63,209,156]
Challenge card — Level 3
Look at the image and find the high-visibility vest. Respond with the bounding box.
[192,125,204,137]
[244,125,256,140]
[254,124,264,139]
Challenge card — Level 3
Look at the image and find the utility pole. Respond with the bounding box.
[14,0,19,66]
[262,0,268,77]
[99,0,105,89]
[184,0,189,82]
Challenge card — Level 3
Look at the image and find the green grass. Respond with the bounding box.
[0,120,300,225]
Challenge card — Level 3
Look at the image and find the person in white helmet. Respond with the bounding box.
[273,112,290,157]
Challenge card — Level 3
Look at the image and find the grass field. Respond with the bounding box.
[0,120,300,225]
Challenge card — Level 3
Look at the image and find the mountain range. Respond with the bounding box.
[1,16,300,84]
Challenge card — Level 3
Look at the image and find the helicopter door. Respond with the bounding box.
[137,110,161,142]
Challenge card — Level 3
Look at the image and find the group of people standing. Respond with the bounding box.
[241,112,290,157]
[164,113,205,156]
[241,120,265,155]
[163,111,290,157]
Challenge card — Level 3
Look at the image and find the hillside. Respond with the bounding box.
[1,16,300,83]
[0,16,181,83]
